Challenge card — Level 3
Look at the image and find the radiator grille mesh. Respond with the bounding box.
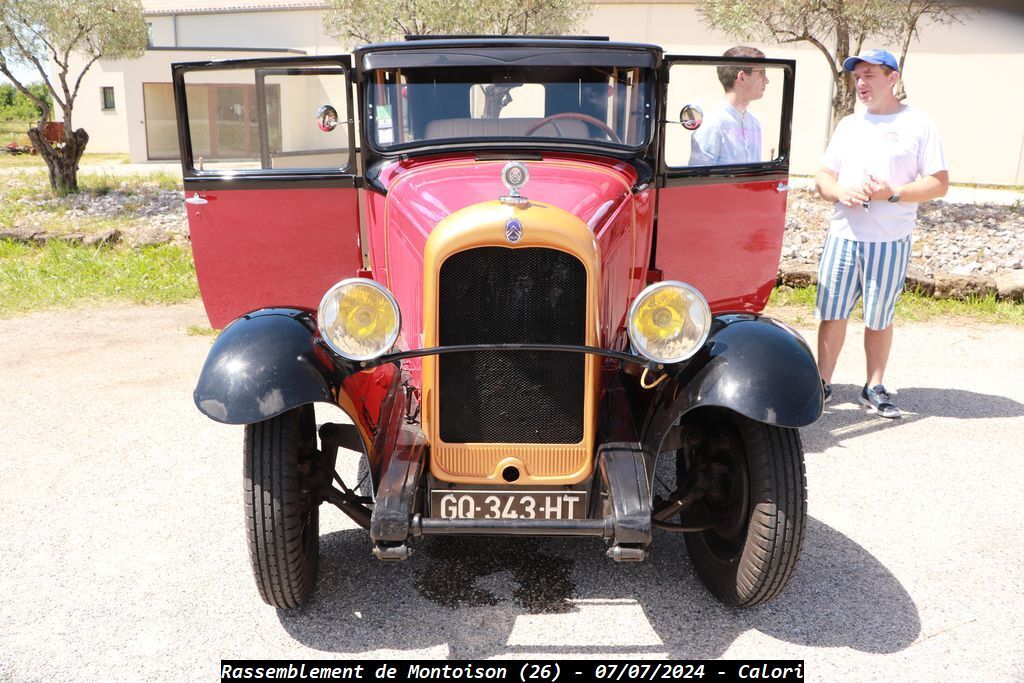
[438,247,586,444]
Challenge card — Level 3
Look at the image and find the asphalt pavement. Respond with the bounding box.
[1,302,1022,680]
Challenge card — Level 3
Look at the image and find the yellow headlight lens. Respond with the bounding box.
[317,279,401,361]
[627,281,711,364]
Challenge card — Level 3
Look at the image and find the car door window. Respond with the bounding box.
[664,62,787,168]
[182,64,352,173]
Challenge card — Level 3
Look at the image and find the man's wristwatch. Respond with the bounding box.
[887,189,901,203]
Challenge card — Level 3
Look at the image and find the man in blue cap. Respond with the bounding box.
[813,49,949,418]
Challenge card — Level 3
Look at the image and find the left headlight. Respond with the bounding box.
[627,281,711,364]
[317,278,401,361]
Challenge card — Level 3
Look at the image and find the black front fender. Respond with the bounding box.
[194,308,353,425]
[643,314,822,453]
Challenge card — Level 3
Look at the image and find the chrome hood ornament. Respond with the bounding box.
[499,161,530,206]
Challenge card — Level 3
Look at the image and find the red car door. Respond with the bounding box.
[655,57,795,314]
[174,56,362,329]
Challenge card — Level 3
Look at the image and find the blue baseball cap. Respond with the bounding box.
[842,49,899,72]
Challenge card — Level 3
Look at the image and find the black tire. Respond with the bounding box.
[681,412,807,607]
[355,453,374,499]
[244,404,320,608]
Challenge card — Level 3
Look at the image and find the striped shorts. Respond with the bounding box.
[815,233,912,330]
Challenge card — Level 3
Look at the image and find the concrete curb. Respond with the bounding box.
[778,261,1024,303]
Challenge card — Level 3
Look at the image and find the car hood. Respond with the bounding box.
[365,154,643,367]
[376,155,639,241]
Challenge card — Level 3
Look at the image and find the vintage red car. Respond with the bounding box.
[174,37,822,609]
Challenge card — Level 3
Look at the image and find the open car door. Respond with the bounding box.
[655,56,795,313]
[173,56,361,329]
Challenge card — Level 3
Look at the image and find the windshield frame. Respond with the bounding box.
[354,39,662,159]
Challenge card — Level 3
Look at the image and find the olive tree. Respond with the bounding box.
[696,0,971,133]
[324,0,591,43]
[0,0,147,194]
[323,0,591,117]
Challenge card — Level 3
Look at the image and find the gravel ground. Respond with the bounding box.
[1,302,1023,680]
[783,188,1024,277]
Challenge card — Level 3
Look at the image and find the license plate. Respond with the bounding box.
[431,490,588,520]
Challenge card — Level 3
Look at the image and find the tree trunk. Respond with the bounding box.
[27,125,89,195]
[830,73,857,135]
[894,14,920,102]
[481,85,514,119]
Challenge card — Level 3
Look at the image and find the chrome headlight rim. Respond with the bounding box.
[316,277,401,362]
[627,280,712,365]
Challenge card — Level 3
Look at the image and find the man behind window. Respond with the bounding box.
[690,46,768,166]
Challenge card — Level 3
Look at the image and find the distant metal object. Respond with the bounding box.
[43,121,64,144]
[2,142,32,155]
[679,105,703,131]
[316,105,339,132]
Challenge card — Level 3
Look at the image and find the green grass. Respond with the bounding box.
[187,324,219,337]
[768,285,1024,327]
[1,239,1021,326]
[0,147,132,169]
[0,239,198,317]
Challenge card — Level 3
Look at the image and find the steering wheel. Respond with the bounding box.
[524,112,622,144]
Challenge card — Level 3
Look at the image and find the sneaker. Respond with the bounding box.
[821,380,832,404]
[860,384,901,419]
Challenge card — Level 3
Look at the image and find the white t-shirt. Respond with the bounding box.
[690,102,762,166]
[821,106,947,242]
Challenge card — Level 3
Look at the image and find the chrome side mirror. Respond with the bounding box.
[316,105,339,132]
[679,105,703,131]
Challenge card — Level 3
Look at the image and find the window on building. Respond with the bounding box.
[146,22,153,47]
[101,87,115,111]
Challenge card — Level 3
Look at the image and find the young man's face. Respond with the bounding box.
[738,67,769,101]
[852,62,897,107]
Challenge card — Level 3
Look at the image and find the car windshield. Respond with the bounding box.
[365,65,653,151]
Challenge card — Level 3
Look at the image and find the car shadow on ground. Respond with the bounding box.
[802,384,1024,454]
[276,515,919,659]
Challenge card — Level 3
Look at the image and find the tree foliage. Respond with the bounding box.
[324,0,592,45]
[324,0,591,119]
[0,0,148,193]
[697,0,971,133]
[0,83,51,122]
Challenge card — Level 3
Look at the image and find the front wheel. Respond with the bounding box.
[680,412,807,606]
[244,404,320,608]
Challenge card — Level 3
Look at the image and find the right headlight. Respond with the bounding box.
[317,278,401,361]
[627,281,711,364]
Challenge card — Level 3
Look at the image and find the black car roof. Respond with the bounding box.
[355,37,663,70]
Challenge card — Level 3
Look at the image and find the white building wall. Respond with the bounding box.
[66,2,1024,184]
[70,68,129,155]
[588,2,1024,185]
[173,9,339,53]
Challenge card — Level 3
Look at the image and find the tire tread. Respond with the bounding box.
[243,408,319,608]
[683,414,807,607]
